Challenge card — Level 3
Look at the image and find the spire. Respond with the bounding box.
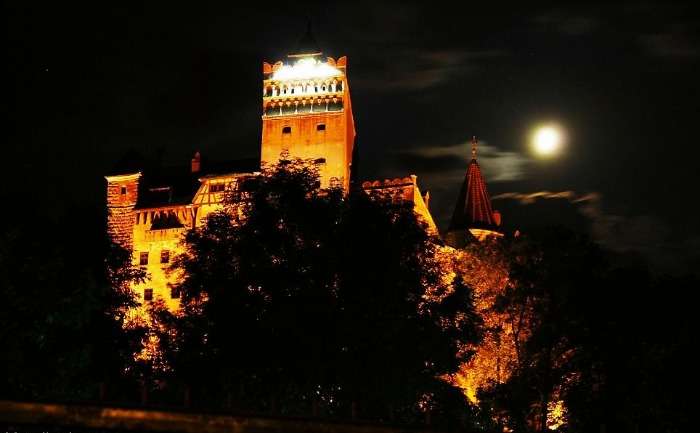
[448,136,498,232]
[289,21,322,58]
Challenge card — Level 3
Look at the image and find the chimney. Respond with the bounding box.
[423,190,431,210]
[191,151,201,173]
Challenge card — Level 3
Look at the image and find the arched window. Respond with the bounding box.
[328,99,343,111]
[265,104,280,116]
[282,103,295,115]
[298,101,311,114]
[312,100,325,112]
[282,126,292,134]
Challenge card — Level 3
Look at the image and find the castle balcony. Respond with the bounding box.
[264,96,344,117]
[262,78,345,99]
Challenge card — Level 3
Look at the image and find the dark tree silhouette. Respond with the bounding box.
[154,159,481,427]
[478,227,694,433]
[0,206,146,400]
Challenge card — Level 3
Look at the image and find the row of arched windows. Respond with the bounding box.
[265,99,343,116]
[264,80,344,97]
[135,208,188,226]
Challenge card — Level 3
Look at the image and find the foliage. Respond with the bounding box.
[0,207,146,400]
[475,227,694,433]
[443,242,512,404]
[154,159,481,427]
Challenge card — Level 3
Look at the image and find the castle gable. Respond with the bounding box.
[132,157,259,210]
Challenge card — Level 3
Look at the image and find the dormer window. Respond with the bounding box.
[282,126,292,134]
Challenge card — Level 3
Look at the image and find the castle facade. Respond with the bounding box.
[106,33,503,314]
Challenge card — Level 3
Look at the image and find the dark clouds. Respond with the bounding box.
[6,1,700,273]
[493,191,700,275]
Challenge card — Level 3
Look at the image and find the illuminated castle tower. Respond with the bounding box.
[261,27,355,191]
[446,137,503,247]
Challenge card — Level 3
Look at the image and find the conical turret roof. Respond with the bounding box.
[448,137,497,231]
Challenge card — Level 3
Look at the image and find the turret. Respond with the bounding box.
[105,172,141,248]
[446,137,503,247]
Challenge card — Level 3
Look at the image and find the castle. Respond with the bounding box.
[105,31,502,312]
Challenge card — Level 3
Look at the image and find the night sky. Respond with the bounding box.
[7,2,700,274]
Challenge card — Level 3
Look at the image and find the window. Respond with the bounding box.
[210,183,225,193]
[316,123,326,131]
[170,287,180,299]
[120,186,127,195]
[160,250,170,264]
[139,252,149,266]
[282,126,292,134]
[144,288,153,302]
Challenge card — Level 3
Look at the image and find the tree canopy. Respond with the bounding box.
[476,228,694,433]
[0,207,146,401]
[152,159,480,427]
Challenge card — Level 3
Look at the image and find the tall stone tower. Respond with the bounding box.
[261,27,356,191]
[105,172,141,248]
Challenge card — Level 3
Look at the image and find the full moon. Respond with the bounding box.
[532,126,563,157]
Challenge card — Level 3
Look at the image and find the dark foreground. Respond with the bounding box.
[1,400,442,433]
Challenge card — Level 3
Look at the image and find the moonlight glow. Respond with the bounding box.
[532,126,563,157]
[272,58,342,81]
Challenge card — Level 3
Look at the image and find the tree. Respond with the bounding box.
[476,228,608,432]
[0,206,146,400]
[156,159,481,427]
[476,227,695,433]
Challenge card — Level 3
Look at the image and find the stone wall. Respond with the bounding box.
[105,173,140,248]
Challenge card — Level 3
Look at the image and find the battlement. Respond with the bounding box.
[263,56,347,83]
[361,176,417,190]
[262,57,348,118]
[361,175,437,234]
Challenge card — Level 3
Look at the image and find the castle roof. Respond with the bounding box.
[131,157,259,209]
[448,138,497,232]
[289,22,322,58]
